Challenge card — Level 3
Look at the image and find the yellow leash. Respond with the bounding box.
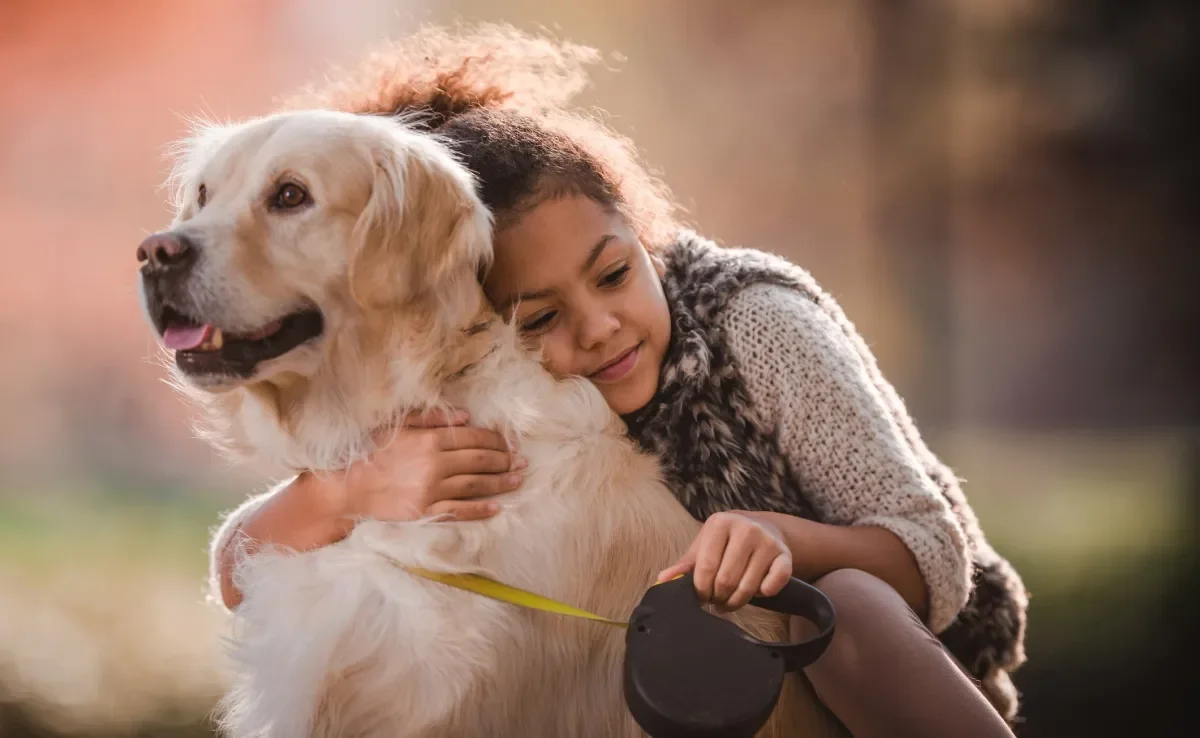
[400,566,631,628]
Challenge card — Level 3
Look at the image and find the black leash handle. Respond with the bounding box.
[623,573,838,738]
[734,574,838,672]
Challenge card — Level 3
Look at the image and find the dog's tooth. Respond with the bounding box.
[211,329,224,350]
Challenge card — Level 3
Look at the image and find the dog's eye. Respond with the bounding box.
[272,183,310,211]
[197,184,207,208]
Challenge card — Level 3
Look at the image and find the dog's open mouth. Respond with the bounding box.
[159,305,324,378]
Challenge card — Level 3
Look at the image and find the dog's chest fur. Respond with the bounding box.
[220,337,691,737]
[219,331,844,738]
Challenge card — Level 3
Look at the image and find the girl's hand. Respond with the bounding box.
[657,511,793,611]
[335,408,525,523]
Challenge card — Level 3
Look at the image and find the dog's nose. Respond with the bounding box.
[137,233,197,272]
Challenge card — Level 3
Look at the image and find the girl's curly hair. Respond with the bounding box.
[283,23,681,249]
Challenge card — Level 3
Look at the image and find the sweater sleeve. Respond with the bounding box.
[722,282,971,633]
[205,478,294,610]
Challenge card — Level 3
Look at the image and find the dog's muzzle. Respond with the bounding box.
[138,232,200,317]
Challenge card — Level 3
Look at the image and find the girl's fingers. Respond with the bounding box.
[712,530,756,605]
[656,552,695,584]
[402,408,470,428]
[760,553,794,598]
[438,449,523,478]
[433,425,512,453]
[690,524,730,604]
[725,545,780,611]
[439,471,524,500]
[425,499,501,521]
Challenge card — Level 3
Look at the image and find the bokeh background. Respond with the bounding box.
[1,1,1196,736]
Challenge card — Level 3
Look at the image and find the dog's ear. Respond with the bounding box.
[348,133,493,310]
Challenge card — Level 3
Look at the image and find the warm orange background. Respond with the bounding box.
[1,2,1194,736]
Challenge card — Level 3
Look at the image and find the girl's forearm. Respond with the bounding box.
[217,473,355,609]
[747,511,930,621]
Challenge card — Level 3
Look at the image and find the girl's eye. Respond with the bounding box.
[521,310,557,334]
[600,265,630,287]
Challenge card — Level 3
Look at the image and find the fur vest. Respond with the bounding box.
[621,231,1028,721]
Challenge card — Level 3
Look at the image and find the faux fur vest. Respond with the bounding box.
[621,231,1028,721]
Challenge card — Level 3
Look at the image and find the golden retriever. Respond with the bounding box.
[137,109,843,738]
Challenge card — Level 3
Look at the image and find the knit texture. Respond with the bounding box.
[622,231,1028,722]
[723,282,969,632]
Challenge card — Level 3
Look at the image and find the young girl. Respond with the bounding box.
[209,28,1027,737]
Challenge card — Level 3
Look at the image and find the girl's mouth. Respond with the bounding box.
[590,343,642,383]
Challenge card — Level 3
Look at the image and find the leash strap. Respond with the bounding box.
[400,565,629,628]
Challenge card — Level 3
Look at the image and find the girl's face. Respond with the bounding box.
[484,195,671,415]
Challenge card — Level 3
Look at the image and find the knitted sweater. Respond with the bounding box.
[621,232,1028,721]
[721,282,971,630]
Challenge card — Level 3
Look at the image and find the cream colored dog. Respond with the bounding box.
[137,109,842,738]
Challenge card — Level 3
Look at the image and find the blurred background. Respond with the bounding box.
[1,0,1196,736]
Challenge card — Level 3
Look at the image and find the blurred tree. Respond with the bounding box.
[977,2,1200,734]
[999,0,1200,429]
[867,0,954,431]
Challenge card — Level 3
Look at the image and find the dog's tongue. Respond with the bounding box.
[163,323,214,351]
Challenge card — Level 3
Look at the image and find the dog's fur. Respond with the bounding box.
[145,109,844,737]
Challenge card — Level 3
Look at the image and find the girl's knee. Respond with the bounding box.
[794,570,937,688]
[796,572,1014,738]
[791,569,929,648]
[815,568,889,597]
[816,569,912,625]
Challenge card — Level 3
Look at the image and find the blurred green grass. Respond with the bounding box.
[0,488,234,737]
[0,429,1192,736]
[0,494,219,562]
[945,429,1191,666]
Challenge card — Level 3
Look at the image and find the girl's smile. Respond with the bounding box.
[484,194,672,415]
[588,341,642,383]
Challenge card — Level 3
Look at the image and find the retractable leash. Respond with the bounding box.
[402,566,837,738]
[623,573,836,738]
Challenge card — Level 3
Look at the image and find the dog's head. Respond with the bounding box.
[138,110,493,465]
[140,109,492,387]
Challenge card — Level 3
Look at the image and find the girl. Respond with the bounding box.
[209,27,1027,737]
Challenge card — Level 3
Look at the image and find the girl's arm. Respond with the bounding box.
[209,473,355,611]
[742,510,931,618]
[721,283,972,633]
[207,410,521,611]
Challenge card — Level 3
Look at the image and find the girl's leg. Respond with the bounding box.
[796,568,1016,738]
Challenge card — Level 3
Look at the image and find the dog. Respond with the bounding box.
[138,109,845,737]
